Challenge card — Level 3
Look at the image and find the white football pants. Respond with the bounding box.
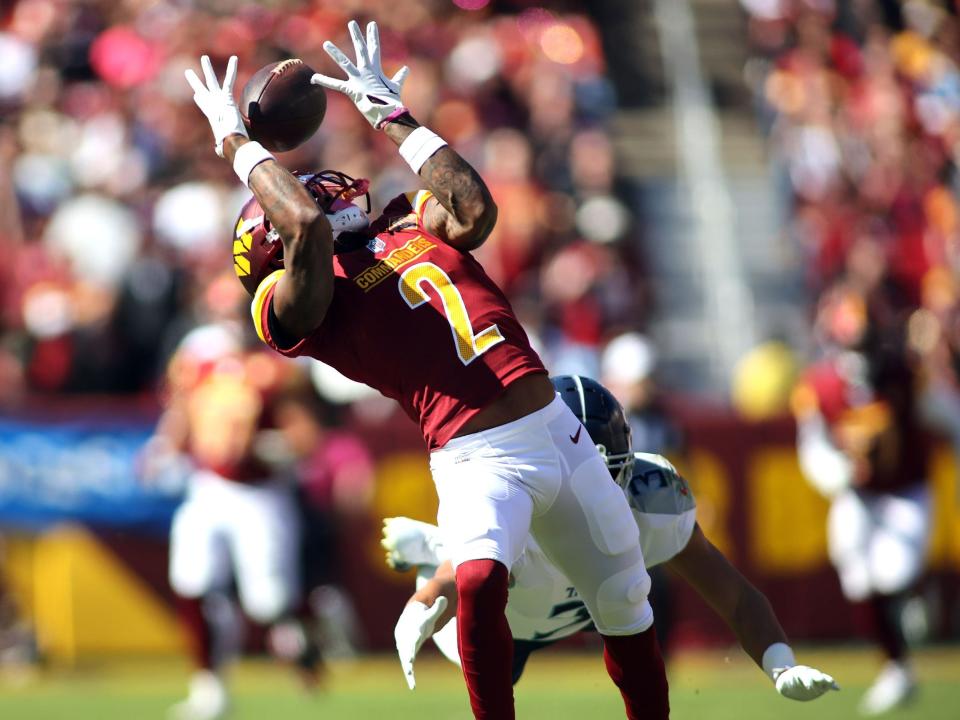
[827,485,931,601]
[430,395,654,636]
[169,469,301,624]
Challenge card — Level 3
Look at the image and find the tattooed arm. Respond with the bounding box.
[224,136,334,340]
[383,116,497,252]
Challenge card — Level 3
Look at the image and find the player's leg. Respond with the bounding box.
[430,439,536,719]
[528,401,668,720]
[168,476,232,720]
[857,486,930,715]
[228,480,319,682]
[826,488,874,604]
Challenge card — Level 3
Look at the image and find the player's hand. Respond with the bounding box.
[184,55,248,157]
[381,517,445,570]
[311,20,410,129]
[774,665,840,701]
[394,597,448,690]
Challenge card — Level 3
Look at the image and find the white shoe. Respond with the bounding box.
[169,670,229,720]
[858,661,916,715]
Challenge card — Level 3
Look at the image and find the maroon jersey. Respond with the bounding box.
[793,352,929,492]
[252,190,546,449]
[168,327,289,483]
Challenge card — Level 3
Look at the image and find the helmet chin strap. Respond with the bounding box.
[326,204,370,238]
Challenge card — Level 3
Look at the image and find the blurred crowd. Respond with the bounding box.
[0,0,648,408]
[742,0,960,430]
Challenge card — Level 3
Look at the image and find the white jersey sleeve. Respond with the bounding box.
[625,453,697,568]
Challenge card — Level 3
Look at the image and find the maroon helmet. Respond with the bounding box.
[231,170,371,297]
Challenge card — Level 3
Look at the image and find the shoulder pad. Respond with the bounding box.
[626,452,696,515]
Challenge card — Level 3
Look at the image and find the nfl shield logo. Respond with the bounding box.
[366,237,386,254]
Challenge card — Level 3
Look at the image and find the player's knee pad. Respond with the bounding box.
[871,533,924,595]
[591,561,654,636]
[242,581,293,624]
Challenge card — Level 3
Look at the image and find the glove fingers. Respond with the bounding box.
[387,65,409,94]
[200,55,218,91]
[366,21,382,70]
[184,69,207,98]
[310,72,349,94]
[348,19,369,68]
[323,41,358,77]
[222,55,238,93]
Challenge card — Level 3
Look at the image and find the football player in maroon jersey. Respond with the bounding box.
[185,21,669,720]
[148,321,320,720]
[792,285,931,715]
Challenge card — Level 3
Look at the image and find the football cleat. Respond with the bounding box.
[858,661,916,715]
[267,619,324,691]
[168,670,228,720]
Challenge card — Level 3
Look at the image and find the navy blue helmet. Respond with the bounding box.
[551,375,634,488]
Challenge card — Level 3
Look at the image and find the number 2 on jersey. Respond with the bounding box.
[399,262,504,365]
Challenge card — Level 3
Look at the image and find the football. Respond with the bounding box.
[240,59,326,153]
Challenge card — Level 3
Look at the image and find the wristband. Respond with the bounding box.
[233,141,275,187]
[379,106,411,128]
[398,126,448,173]
[761,642,796,682]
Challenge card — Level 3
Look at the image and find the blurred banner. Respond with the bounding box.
[0,414,179,532]
[1,402,958,658]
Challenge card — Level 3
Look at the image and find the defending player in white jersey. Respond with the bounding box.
[383,375,838,701]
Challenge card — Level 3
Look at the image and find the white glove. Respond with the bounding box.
[394,597,448,690]
[184,55,248,157]
[311,20,410,129]
[774,665,840,701]
[381,517,446,570]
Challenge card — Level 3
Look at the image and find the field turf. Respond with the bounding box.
[0,646,957,719]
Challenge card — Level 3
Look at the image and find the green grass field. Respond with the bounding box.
[0,646,957,719]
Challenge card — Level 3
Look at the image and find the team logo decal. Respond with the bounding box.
[234,218,254,278]
[353,236,436,291]
[366,237,386,254]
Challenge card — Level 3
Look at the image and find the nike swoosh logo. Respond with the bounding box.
[569,426,582,444]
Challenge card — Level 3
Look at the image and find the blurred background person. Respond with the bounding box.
[273,390,375,659]
[146,316,320,720]
[601,332,684,458]
[792,283,932,716]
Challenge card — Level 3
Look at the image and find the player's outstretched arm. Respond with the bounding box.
[383,115,497,251]
[312,20,497,251]
[394,561,457,689]
[665,524,839,701]
[224,135,335,339]
[410,560,457,622]
[183,54,335,340]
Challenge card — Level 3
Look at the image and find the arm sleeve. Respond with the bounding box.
[250,269,314,357]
